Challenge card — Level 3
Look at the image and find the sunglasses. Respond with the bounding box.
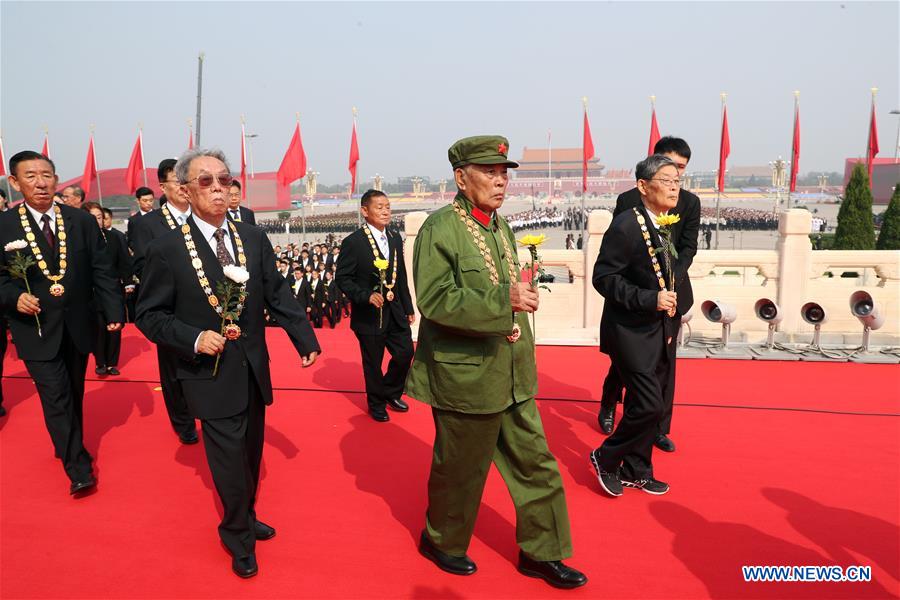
[187,173,233,188]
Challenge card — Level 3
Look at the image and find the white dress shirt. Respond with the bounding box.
[167,203,192,226]
[192,214,235,263]
[367,223,389,258]
[26,202,58,234]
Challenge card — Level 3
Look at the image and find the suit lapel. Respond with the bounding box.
[637,205,670,282]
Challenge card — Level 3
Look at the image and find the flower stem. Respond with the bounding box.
[23,277,41,338]
[213,314,227,377]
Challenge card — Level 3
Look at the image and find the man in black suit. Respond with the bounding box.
[589,154,681,498]
[124,187,155,322]
[307,268,326,328]
[336,189,414,422]
[0,151,124,494]
[84,202,133,376]
[129,159,198,444]
[323,270,340,328]
[597,137,699,454]
[137,148,320,578]
[227,181,257,225]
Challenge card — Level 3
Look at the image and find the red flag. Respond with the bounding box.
[125,131,145,194]
[276,122,307,187]
[789,99,800,193]
[717,106,730,192]
[81,135,98,198]
[866,95,879,183]
[41,133,50,159]
[188,125,194,150]
[0,134,6,177]
[348,119,360,195]
[647,107,661,156]
[582,110,594,193]
[240,123,248,200]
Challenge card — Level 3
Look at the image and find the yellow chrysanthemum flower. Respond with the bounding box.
[655,213,681,227]
[373,258,389,271]
[517,234,547,247]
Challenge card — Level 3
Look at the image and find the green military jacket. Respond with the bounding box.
[405,193,538,414]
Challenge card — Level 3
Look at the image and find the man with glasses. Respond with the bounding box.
[136,148,320,578]
[129,159,198,444]
[60,185,85,209]
[589,154,683,497]
[597,137,699,454]
[227,181,256,224]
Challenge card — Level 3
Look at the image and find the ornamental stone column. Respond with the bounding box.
[775,209,813,334]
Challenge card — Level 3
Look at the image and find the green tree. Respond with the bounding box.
[833,163,875,250]
[876,183,900,250]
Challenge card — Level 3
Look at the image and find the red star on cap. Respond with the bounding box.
[498,143,507,154]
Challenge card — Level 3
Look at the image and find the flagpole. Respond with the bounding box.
[0,129,11,201]
[547,129,552,204]
[867,87,878,186]
[581,97,589,329]
[715,93,725,249]
[92,125,104,205]
[138,124,148,187]
[241,115,251,205]
[295,112,306,242]
[353,107,360,229]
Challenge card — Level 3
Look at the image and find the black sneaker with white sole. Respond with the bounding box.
[620,475,670,495]
[589,448,623,497]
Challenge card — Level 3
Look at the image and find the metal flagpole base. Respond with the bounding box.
[797,348,848,362]
[848,351,900,364]
[750,347,801,361]
[677,345,708,359]
[706,345,753,360]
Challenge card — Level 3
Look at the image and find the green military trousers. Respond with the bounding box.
[425,398,573,561]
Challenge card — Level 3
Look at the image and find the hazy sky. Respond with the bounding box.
[2,1,897,185]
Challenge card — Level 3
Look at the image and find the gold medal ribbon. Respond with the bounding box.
[18,205,67,296]
[182,220,248,319]
[364,225,398,300]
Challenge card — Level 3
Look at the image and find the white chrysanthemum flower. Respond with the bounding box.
[222,265,250,284]
[4,239,28,252]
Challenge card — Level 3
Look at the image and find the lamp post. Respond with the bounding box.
[303,169,318,242]
[890,109,900,160]
[770,157,788,216]
[439,179,447,204]
[244,133,259,178]
[373,173,383,192]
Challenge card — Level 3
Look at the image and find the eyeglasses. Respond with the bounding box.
[186,173,233,188]
[649,177,681,188]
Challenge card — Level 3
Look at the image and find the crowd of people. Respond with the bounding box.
[699,206,779,231]
[256,211,405,237]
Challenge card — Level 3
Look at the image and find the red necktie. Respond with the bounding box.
[41,214,56,250]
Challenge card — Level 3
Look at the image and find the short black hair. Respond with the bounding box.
[0,188,6,200]
[10,150,56,178]
[157,158,177,183]
[101,207,113,218]
[135,186,154,199]
[81,201,102,213]
[230,179,241,190]
[653,136,691,161]
[361,189,387,208]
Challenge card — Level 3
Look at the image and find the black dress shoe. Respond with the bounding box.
[598,403,615,435]
[369,407,390,422]
[179,429,199,445]
[654,434,676,453]
[418,531,476,576]
[517,551,588,589]
[94,366,107,375]
[232,554,258,578]
[254,520,276,541]
[69,476,97,495]
[386,397,409,412]
[106,367,120,376]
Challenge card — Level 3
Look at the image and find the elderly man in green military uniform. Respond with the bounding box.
[406,136,587,589]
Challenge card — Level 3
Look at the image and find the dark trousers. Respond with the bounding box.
[200,380,265,558]
[125,286,138,323]
[599,339,674,480]
[309,305,324,328]
[354,311,413,411]
[23,329,93,482]
[93,325,122,368]
[157,346,196,436]
[600,331,678,436]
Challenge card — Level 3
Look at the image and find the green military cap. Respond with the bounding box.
[448,135,519,169]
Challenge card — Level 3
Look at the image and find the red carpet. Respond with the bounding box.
[1,325,898,599]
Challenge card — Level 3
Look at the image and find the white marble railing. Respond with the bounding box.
[404,209,900,344]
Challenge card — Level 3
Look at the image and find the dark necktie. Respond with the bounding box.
[231,210,241,222]
[213,228,234,266]
[41,214,56,250]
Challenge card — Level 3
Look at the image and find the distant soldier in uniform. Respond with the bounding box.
[406,136,586,589]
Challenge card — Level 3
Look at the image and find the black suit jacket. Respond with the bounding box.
[613,187,700,315]
[126,211,147,247]
[309,278,326,309]
[105,228,133,284]
[335,226,413,335]
[0,205,124,360]
[593,206,680,373]
[128,208,179,281]
[227,206,257,226]
[135,217,320,419]
[292,277,310,311]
